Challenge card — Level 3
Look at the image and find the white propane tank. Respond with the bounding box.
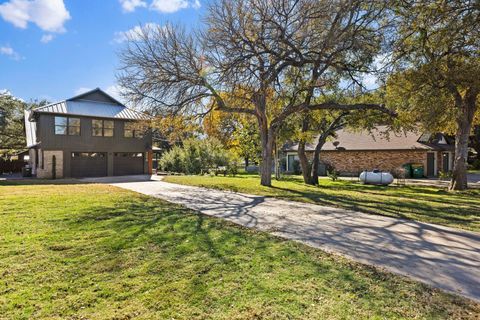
[359,170,394,185]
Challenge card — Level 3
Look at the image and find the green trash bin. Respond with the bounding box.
[412,164,424,178]
[402,164,412,178]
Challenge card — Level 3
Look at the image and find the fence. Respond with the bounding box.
[0,158,27,174]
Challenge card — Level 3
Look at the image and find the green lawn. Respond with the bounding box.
[164,175,480,233]
[1,183,479,319]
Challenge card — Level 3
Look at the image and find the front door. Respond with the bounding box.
[427,152,435,177]
[442,153,450,172]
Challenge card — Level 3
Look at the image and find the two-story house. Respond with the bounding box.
[24,88,153,178]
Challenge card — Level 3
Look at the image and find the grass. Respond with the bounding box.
[1,183,479,319]
[164,174,480,233]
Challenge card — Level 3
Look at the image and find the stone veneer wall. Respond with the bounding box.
[310,150,428,176]
[37,150,64,179]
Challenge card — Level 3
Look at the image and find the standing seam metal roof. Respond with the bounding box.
[33,100,151,120]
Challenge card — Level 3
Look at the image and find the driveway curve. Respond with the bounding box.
[101,176,480,302]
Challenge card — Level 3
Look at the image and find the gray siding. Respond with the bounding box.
[36,114,152,177]
[73,91,118,104]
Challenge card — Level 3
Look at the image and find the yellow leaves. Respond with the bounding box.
[151,114,201,144]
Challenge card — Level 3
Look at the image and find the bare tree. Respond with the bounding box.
[118,0,392,186]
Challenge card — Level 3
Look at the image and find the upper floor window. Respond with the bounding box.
[124,122,145,138]
[55,116,80,135]
[92,119,114,137]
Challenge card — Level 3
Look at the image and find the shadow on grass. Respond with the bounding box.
[3,183,478,318]
[65,193,480,308]
[267,181,480,230]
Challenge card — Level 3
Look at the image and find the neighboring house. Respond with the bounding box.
[24,88,153,178]
[283,126,455,177]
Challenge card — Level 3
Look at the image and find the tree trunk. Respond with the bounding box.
[274,140,281,180]
[297,114,312,184]
[472,125,480,161]
[450,127,470,190]
[449,93,477,191]
[259,126,275,187]
[297,141,312,184]
[310,136,327,185]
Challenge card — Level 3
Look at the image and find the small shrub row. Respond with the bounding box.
[159,138,239,175]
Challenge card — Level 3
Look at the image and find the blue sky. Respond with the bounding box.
[0,0,205,102]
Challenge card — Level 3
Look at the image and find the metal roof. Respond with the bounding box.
[24,110,37,148]
[31,88,151,121]
[33,100,151,120]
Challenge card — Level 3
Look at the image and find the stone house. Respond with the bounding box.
[24,88,153,179]
[283,126,455,177]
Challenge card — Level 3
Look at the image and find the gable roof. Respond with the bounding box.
[284,126,453,152]
[67,88,125,105]
[31,88,151,121]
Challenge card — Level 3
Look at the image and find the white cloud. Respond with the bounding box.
[0,0,71,33]
[192,0,200,9]
[119,0,147,13]
[0,45,22,60]
[0,89,12,96]
[105,85,124,103]
[113,22,161,44]
[118,0,200,14]
[74,87,92,96]
[151,0,187,13]
[40,34,54,43]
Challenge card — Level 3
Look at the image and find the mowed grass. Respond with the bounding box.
[1,184,479,319]
[164,175,480,232]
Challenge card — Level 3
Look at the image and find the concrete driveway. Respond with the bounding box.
[87,175,480,302]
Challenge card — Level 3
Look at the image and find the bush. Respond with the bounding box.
[159,146,184,173]
[438,170,452,180]
[327,169,339,181]
[471,159,480,170]
[159,137,233,175]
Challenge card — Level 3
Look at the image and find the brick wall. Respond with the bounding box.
[310,150,428,176]
[37,150,64,179]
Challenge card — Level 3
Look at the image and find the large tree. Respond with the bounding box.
[118,0,392,186]
[0,92,28,153]
[0,92,49,155]
[388,0,480,190]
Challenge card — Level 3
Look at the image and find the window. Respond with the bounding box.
[114,152,143,157]
[55,116,80,135]
[68,118,81,135]
[92,119,114,137]
[72,152,106,158]
[124,122,146,138]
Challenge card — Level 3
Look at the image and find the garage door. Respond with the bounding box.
[71,152,107,178]
[113,152,144,176]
